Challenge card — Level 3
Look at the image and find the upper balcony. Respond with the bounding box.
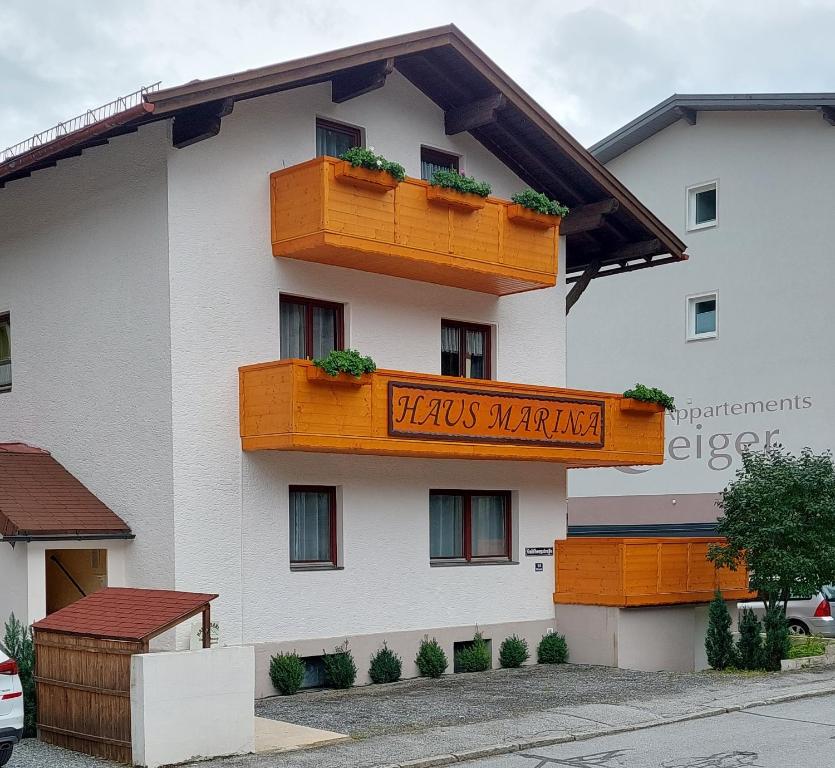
[270,157,560,295]
[239,359,664,466]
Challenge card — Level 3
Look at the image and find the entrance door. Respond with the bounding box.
[45,549,107,615]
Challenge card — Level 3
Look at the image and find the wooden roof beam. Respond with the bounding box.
[331,58,394,103]
[560,198,619,236]
[819,106,835,126]
[172,98,234,149]
[445,93,507,134]
[674,106,697,125]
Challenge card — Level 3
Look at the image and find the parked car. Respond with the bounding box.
[738,586,835,636]
[0,643,23,767]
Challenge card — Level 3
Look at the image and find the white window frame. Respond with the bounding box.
[686,180,718,232]
[686,291,718,341]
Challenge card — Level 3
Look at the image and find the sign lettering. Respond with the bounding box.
[388,382,604,448]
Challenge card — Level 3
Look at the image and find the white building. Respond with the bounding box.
[569,94,835,534]
[0,26,683,694]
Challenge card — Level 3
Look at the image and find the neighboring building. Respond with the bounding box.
[569,94,835,534]
[0,26,684,693]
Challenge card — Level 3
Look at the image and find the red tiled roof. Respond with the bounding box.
[33,588,218,641]
[0,443,131,538]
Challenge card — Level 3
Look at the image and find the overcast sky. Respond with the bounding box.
[2,0,835,152]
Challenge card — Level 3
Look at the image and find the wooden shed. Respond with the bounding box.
[32,587,217,764]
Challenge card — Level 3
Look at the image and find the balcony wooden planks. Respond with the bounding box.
[270,157,559,295]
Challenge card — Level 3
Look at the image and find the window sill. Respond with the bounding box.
[290,564,343,572]
[686,220,717,232]
[430,559,518,567]
[0,387,10,394]
[686,333,717,343]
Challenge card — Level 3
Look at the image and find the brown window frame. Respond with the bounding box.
[289,485,338,568]
[315,118,362,157]
[279,294,345,360]
[441,319,492,380]
[420,146,461,180]
[0,312,10,393]
[429,490,512,563]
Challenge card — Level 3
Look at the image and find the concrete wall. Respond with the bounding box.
[0,543,28,625]
[0,122,175,606]
[130,646,255,768]
[165,71,567,647]
[569,110,835,524]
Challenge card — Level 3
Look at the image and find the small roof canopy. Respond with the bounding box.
[0,443,132,541]
[32,587,217,642]
[0,25,686,288]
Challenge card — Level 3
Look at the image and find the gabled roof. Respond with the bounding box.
[0,25,686,284]
[0,443,132,540]
[32,587,216,642]
[591,93,835,163]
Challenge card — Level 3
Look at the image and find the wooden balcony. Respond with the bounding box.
[553,537,753,607]
[270,157,559,295]
[239,359,665,466]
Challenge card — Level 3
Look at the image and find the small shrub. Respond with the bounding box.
[705,590,736,670]
[511,188,569,217]
[269,651,305,695]
[339,146,406,182]
[430,168,492,197]
[313,349,376,377]
[622,383,676,413]
[369,642,402,684]
[763,606,791,671]
[415,636,448,678]
[736,608,764,671]
[322,641,357,689]
[3,614,35,736]
[454,632,491,673]
[499,634,529,668]
[537,631,569,664]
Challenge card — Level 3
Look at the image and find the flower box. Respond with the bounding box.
[619,399,664,416]
[306,366,372,386]
[507,204,561,229]
[334,161,399,192]
[426,185,486,211]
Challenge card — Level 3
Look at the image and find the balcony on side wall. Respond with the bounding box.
[270,157,560,295]
[239,359,665,466]
[553,537,754,607]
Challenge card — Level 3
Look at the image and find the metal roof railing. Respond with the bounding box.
[1,82,161,163]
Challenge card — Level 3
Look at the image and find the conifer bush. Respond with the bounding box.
[737,608,764,670]
[3,614,35,736]
[705,590,736,670]
[454,632,491,673]
[763,606,791,671]
[369,642,402,684]
[323,641,357,689]
[537,631,569,664]
[499,634,530,668]
[415,636,448,678]
[269,651,306,695]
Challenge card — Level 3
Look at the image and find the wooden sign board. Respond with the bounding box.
[388,382,604,448]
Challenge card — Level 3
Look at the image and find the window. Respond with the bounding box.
[279,295,344,360]
[289,486,337,567]
[420,147,460,181]
[0,314,9,392]
[316,118,361,158]
[687,181,718,230]
[430,490,511,563]
[687,292,718,340]
[441,320,491,379]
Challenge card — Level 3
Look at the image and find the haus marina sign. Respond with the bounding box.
[388,382,605,448]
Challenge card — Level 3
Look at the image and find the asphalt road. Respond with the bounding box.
[468,694,835,767]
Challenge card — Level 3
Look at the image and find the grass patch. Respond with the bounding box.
[787,636,827,659]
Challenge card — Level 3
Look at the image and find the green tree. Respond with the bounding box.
[736,608,764,670]
[705,590,735,670]
[708,445,835,614]
[762,606,791,671]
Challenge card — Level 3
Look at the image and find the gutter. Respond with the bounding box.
[2,532,136,546]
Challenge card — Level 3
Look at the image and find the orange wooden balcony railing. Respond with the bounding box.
[270,157,560,295]
[239,359,665,466]
[553,537,753,607]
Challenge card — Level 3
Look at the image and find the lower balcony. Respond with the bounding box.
[239,359,665,466]
[553,537,753,607]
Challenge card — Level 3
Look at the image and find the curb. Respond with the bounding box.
[382,683,835,768]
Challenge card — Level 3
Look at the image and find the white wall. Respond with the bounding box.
[131,646,255,768]
[569,110,835,516]
[165,71,567,644]
[0,122,176,591]
[0,543,28,625]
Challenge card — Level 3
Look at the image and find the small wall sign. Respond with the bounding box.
[534,562,544,572]
[525,546,554,557]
